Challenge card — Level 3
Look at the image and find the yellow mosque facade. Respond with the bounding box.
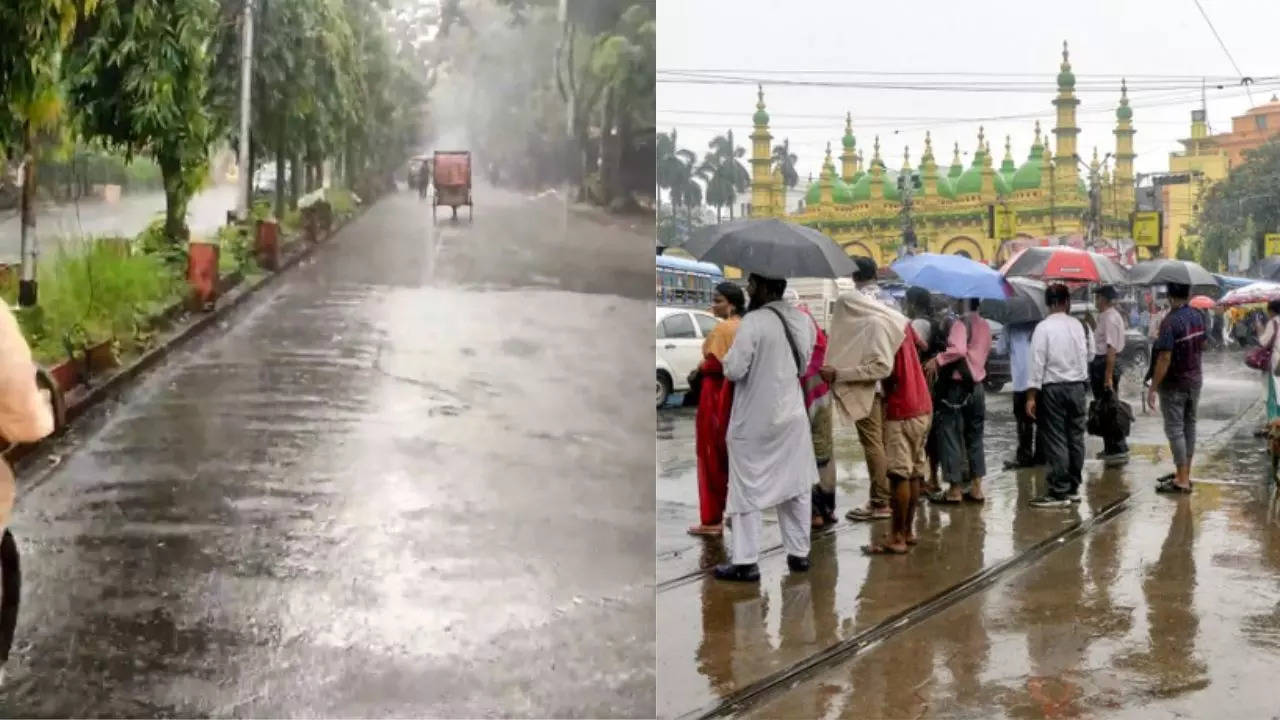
[747,43,1137,268]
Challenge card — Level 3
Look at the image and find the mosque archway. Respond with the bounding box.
[940,236,985,262]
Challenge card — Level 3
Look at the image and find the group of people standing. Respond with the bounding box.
[685,259,1207,581]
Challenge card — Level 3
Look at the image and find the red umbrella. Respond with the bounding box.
[1189,295,1215,309]
[1000,246,1129,284]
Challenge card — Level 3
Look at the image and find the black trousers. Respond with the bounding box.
[1011,390,1042,464]
[1088,355,1128,454]
[1039,382,1087,498]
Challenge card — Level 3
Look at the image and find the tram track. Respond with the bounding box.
[677,493,1133,720]
[664,394,1261,720]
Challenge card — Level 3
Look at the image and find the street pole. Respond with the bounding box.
[236,0,254,221]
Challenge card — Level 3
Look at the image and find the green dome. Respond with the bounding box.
[850,173,871,201]
[1117,103,1132,121]
[953,158,984,196]
[1057,69,1075,90]
[934,174,956,199]
[953,161,1011,196]
[1011,148,1044,191]
[948,161,964,180]
[803,178,854,204]
[994,172,1012,195]
[753,108,770,125]
[842,131,855,149]
[832,178,853,203]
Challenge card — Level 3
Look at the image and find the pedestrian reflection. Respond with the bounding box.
[1116,497,1208,694]
[1021,500,1086,717]
[696,576,770,697]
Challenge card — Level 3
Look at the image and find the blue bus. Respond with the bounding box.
[656,255,724,307]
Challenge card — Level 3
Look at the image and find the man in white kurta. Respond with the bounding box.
[718,274,818,581]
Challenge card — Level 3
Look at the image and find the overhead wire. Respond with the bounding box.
[1191,0,1254,104]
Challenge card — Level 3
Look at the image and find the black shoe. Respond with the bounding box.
[1067,491,1082,503]
[787,555,810,572]
[713,562,761,582]
[1029,494,1072,508]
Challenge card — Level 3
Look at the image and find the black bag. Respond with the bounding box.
[1087,394,1134,438]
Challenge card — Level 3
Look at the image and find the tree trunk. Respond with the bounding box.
[290,153,301,209]
[247,137,257,215]
[275,123,286,220]
[18,125,38,307]
[158,150,190,245]
[599,86,615,205]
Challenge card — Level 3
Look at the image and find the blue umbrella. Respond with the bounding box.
[891,253,1010,300]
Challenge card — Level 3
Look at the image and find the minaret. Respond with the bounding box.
[949,141,964,180]
[749,85,774,217]
[1001,135,1016,176]
[921,131,939,199]
[819,142,835,207]
[1053,41,1081,199]
[981,133,996,200]
[840,112,857,183]
[1039,124,1053,191]
[870,136,885,200]
[1113,78,1136,211]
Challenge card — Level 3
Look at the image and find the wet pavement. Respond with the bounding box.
[5,184,655,717]
[657,354,1278,719]
[0,185,240,263]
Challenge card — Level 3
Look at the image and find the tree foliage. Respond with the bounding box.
[65,0,220,243]
[1192,139,1280,271]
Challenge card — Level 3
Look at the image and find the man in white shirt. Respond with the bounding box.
[1090,286,1129,465]
[1026,283,1090,508]
[717,273,818,581]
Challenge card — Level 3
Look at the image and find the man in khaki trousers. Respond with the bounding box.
[844,258,895,522]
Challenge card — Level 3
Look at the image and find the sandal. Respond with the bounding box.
[687,524,723,537]
[928,491,963,505]
[861,542,909,555]
[846,505,891,521]
[1155,478,1192,494]
[963,492,986,504]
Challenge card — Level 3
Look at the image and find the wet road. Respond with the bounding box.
[0,185,239,263]
[5,185,655,717]
[657,354,1277,719]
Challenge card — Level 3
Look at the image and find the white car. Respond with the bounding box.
[656,306,720,407]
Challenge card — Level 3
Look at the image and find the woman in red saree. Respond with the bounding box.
[688,283,745,537]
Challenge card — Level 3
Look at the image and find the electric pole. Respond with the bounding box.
[236,0,255,221]
[898,172,917,256]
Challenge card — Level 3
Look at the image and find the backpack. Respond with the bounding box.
[930,312,976,387]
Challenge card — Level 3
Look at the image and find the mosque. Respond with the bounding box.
[747,42,1137,267]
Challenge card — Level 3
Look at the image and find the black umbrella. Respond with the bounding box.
[980,276,1047,325]
[1127,259,1217,291]
[684,218,858,279]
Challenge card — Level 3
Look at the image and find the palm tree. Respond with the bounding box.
[701,129,750,221]
[772,138,798,211]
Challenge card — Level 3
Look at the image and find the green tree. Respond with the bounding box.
[0,0,96,304]
[66,0,220,245]
[772,137,798,212]
[1193,139,1280,270]
[701,130,749,221]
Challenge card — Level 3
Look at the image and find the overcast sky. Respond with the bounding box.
[658,0,1280,191]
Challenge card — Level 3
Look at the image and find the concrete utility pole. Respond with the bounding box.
[236,0,255,221]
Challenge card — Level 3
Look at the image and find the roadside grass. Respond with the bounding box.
[7,238,184,365]
[8,189,353,368]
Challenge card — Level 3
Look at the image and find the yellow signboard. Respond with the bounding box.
[1132,211,1162,248]
[1266,234,1280,257]
[987,205,1016,240]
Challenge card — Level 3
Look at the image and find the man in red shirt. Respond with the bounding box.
[823,322,932,554]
